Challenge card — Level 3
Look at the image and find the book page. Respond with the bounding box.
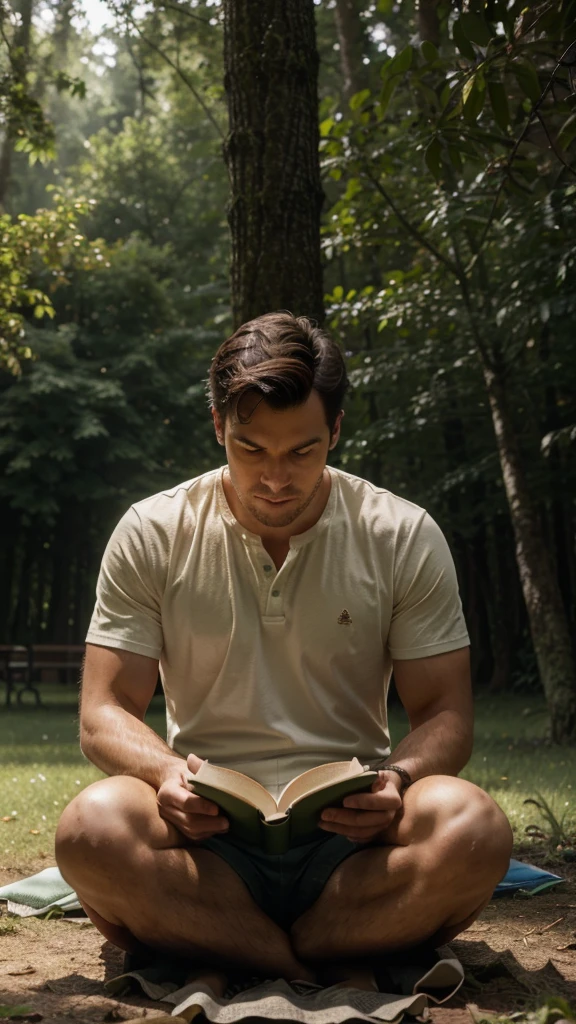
[193,762,278,818]
[276,758,366,813]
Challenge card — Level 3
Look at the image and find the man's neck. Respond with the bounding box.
[221,468,332,553]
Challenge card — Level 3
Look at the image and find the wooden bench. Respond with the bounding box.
[0,645,30,707]
[0,644,85,706]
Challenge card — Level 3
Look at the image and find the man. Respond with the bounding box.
[56,312,512,986]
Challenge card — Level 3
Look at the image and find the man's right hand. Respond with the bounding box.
[156,753,230,842]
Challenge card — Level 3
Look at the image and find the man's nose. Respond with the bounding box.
[260,459,292,493]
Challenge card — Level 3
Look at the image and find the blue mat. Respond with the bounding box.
[493,857,564,896]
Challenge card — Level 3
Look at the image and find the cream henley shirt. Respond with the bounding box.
[86,466,469,794]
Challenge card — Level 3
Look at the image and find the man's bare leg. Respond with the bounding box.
[55,776,311,981]
[291,776,512,962]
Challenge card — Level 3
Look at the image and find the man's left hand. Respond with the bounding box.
[319,771,403,842]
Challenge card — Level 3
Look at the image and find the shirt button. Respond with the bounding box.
[263,564,272,572]
[272,589,280,597]
[241,533,247,541]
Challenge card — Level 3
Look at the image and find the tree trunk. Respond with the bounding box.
[418,0,441,46]
[0,507,19,641]
[485,514,518,691]
[223,0,324,327]
[0,0,34,206]
[333,0,369,104]
[483,364,576,741]
[52,0,75,67]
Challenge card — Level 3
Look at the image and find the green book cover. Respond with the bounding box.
[190,761,378,855]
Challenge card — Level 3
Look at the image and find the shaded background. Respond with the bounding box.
[0,0,575,732]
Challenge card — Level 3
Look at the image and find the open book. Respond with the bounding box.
[189,757,378,854]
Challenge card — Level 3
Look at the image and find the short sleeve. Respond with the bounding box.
[388,512,469,660]
[86,506,164,659]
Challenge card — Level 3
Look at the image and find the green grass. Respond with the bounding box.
[0,686,168,866]
[0,686,574,868]
[393,695,576,844]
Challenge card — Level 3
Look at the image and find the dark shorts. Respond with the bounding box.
[201,832,362,930]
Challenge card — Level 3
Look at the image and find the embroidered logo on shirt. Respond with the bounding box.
[338,609,352,625]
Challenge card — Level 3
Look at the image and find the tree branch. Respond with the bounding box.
[467,41,575,272]
[155,2,212,25]
[535,109,576,179]
[361,166,461,278]
[118,10,224,139]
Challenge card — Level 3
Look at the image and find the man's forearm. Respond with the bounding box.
[377,709,473,783]
[81,704,185,790]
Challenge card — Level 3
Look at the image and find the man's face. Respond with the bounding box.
[213,390,342,530]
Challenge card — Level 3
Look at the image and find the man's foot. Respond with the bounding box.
[184,968,227,997]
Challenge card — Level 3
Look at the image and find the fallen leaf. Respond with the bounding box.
[7,967,36,977]
[28,831,40,836]
[1,817,15,823]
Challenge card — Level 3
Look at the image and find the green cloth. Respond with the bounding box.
[0,866,81,916]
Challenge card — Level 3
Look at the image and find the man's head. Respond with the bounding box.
[208,312,349,531]
[208,312,348,434]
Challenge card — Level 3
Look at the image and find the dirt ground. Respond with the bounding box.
[1,855,575,1024]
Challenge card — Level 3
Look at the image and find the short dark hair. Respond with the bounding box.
[208,312,349,433]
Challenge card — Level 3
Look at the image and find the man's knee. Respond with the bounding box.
[402,775,513,882]
[55,775,157,872]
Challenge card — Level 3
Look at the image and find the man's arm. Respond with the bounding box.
[381,645,473,782]
[80,643,182,788]
[319,647,473,841]
[80,643,228,841]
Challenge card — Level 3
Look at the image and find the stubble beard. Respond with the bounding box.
[237,470,325,529]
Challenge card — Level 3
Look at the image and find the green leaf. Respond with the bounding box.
[463,72,486,123]
[511,59,541,104]
[413,78,440,109]
[425,137,443,179]
[420,40,438,64]
[452,19,476,60]
[343,177,362,200]
[460,12,493,47]
[349,89,371,111]
[448,145,463,172]
[319,117,334,138]
[558,112,576,151]
[488,80,510,131]
[378,76,400,118]
[332,285,344,301]
[381,46,413,81]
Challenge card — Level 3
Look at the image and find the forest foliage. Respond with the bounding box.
[0,0,575,724]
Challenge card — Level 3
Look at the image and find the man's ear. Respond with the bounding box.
[329,410,344,450]
[212,408,225,446]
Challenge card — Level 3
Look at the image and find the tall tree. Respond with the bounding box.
[0,0,35,204]
[322,0,576,741]
[333,0,370,104]
[222,0,324,326]
[417,0,440,46]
